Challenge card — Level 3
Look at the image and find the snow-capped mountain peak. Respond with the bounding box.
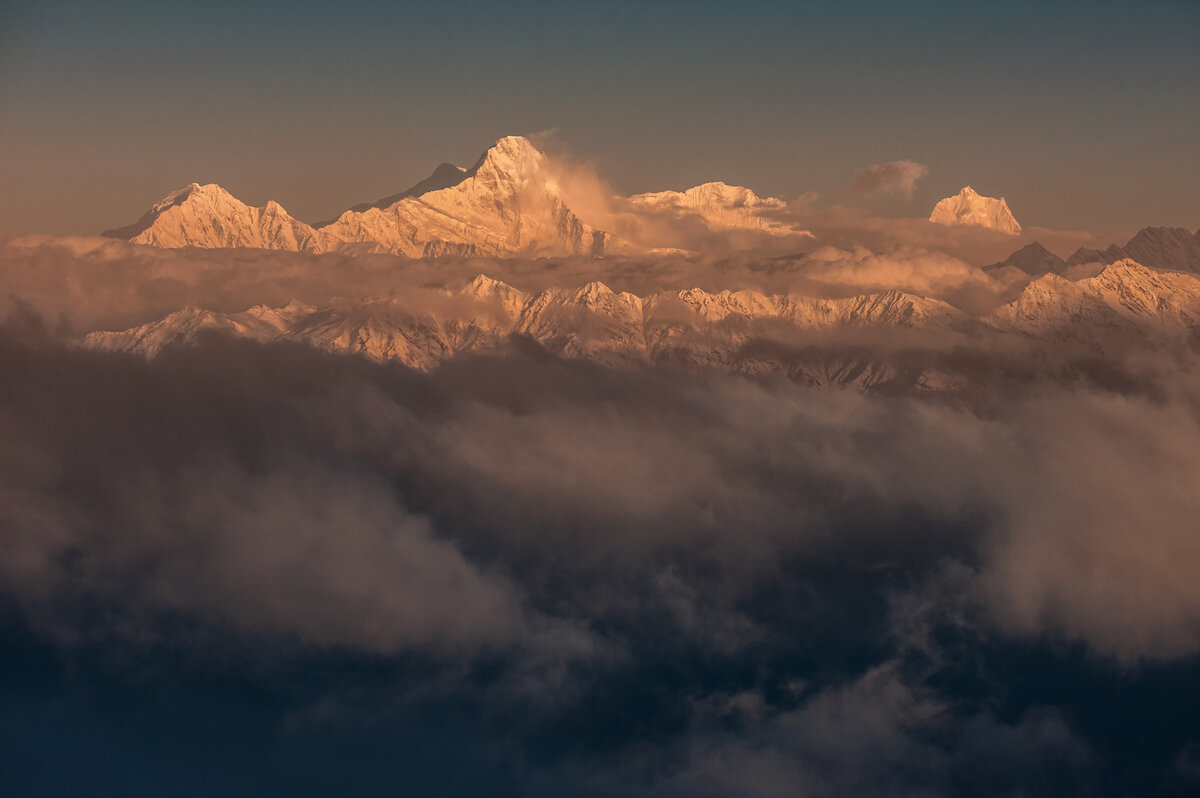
[986,257,1200,346]
[929,186,1022,234]
[103,182,322,251]
[82,257,1200,393]
[468,135,548,187]
[104,136,608,258]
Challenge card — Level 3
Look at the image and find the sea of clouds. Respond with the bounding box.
[1,234,1198,796]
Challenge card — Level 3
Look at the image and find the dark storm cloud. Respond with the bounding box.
[623,668,1096,798]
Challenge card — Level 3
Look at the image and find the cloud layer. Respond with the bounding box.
[2,314,1200,794]
[2,225,1199,795]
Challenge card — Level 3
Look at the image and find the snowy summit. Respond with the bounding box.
[929,186,1021,234]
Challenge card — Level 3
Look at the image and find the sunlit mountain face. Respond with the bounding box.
[2,2,1199,797]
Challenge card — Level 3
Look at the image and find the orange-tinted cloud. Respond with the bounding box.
[850,160,930,199]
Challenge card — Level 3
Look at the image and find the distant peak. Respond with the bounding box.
[687,182,762,200]
[102,182,240,240]
[1128,226,1194,242]
[929,186,1021,234]
[985,240,1065,276]
[633,181,781,210]
[1012,241,1059,260]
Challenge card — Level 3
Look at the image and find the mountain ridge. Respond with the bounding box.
[311,163,470,227]
[989,226,1200,277]
[103,137,608,258]
[984,241,1066,275]
[84,257,1200,392]
[1064,226,1200,273]
[102,136,813,258]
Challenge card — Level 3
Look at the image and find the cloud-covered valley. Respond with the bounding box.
[3,279,1200,793]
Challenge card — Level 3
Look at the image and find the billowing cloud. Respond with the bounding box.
[2,235,1200,794]
[850,160,930,199]
[0,234,1017,339]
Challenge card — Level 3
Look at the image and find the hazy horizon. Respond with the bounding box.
[1,0,1197,237]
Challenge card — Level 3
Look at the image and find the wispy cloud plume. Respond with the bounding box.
[850,160,930,199]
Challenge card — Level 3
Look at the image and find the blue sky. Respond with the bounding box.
[1,0,1196,233]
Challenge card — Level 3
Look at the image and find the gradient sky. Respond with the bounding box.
[0,0,1196,236]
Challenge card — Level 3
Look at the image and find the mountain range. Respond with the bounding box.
[986,227,1200,276]
[102,136,812,257]
[101,138,1199,280]
[89,134,1200,392]
[1061,225,1200,272]
[86,259,1200,392]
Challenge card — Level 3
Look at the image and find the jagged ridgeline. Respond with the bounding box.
[101,136,813,257]
[89,133,1200,394]
[103,137,606,257]
[83,260,1200,393]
